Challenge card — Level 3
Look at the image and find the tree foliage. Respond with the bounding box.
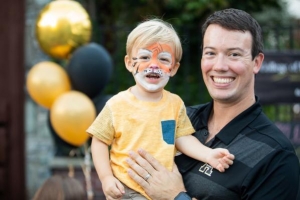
[84,0,283,26]
[77,0,294,105]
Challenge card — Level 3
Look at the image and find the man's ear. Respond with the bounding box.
[170,62,180,77]
[124,55,133,72]
[253,53,264,74]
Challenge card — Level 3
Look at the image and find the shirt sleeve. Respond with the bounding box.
[176,103,196,139]
[242,149,300,200]
[86,104,115,145]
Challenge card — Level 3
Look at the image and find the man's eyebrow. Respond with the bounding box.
[227,47,244,52]
[203,46,215,50]
[203,46,245,52]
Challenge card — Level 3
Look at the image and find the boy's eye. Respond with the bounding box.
[139,55,150,60]
[160,58,171,62]
[159,59,172,65]
[158,53,172,64]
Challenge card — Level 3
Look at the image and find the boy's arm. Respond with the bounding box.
[175,135,212,163]
[91,136,113,181]
[91,136,125,198]
[175,135,234,172]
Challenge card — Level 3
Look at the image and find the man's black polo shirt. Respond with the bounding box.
[175,99,300,200]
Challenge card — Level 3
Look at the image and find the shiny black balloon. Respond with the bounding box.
[67,43,113,98]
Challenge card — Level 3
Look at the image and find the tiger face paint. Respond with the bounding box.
[127,43,178,92]
[133,43,175,74]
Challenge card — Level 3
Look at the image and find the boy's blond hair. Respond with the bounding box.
[126,18,182,63]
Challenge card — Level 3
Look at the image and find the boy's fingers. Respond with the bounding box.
[223,157,234,165]
[116,182,125,194]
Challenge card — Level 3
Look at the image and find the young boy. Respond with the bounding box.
[87,19,234,200]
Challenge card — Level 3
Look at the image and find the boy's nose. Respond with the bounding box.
[149,64,159,69]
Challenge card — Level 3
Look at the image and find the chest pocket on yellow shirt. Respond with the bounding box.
[161,120,175,144]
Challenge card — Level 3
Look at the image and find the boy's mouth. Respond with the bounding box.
[146,73,161,79]
[143,68,163,77]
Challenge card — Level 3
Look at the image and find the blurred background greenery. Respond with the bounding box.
[31,0,300,158]
[69,0,300,107]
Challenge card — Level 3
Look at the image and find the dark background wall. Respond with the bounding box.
[0,0,25,199]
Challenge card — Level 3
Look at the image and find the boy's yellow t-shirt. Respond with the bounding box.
[86,88,195,199]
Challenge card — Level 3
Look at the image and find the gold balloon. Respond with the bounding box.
[35,0,92,60]
[50,91,96,146]
[26,61,71,109]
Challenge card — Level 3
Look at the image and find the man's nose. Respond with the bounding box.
[213,55,229,71]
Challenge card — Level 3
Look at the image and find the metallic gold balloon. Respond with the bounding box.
[50,91,96,146]
[26,61,71,108]
[35,0,92,60]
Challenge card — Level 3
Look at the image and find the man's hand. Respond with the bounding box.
[126,148,186,200]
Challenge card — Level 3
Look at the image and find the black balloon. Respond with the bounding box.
[93,94,113,114]
[67,43,113,99]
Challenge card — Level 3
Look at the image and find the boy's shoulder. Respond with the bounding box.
[106,90,128,104]
[163,90,184,102]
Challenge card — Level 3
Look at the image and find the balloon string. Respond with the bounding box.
[82,143,94,200]
[68,150,77,178]
[68,148,94,199]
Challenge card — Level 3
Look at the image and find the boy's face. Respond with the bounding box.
[134,43,175,73]
[125,43,179,92]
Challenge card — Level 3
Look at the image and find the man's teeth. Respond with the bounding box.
[213,77,233,83]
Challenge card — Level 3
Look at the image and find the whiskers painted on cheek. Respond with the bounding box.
[131,58,140,75]
[132,62,137,68]
[134,65,140,75]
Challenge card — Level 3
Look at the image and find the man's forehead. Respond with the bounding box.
[203,24,252,48]
[204,24,252,38]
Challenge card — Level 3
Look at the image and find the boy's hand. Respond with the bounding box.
[206,148,235,172]
[102,176,125,200]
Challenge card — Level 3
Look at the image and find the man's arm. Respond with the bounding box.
[126,149,189,200]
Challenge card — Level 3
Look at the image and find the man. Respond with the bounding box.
[126,8,300,200]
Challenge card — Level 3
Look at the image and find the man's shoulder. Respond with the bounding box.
[250,112,295,152]
[184,103,211,127]
[186,103,210,116]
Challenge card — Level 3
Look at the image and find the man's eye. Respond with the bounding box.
[230,53,240,57]
[204,52,215,56]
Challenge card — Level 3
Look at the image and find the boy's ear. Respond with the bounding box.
[170,62,180,77]
[124,55,133,72]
